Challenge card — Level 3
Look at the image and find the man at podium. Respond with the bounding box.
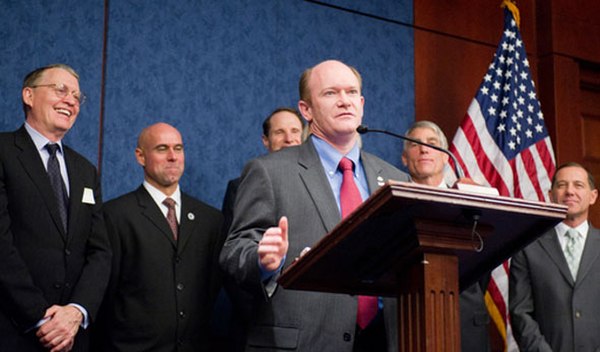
[401,120,491,352]
[219,60,408,351]
[510,162,599,351]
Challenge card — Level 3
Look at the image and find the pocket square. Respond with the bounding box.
[82,187,96,204]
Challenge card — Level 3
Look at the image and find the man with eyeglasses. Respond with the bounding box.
[0,64,111,352]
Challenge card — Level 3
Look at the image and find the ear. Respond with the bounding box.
[298,100,312,123]
[401,153,408,167]
[134,148,145,167]
[261,135,269,150]
[442,153,450,163]
[590,189,598,206]
[22,88,34,109]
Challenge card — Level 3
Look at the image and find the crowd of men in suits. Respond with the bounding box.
[0,61,597,352]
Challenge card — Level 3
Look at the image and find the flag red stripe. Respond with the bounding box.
[457,113,512,196]
[536,139,556,182]
[518,148,545,201]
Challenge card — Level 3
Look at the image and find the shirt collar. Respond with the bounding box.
[311,135,361,175]
[24,122,64,154]
[556,221,589,239]
[143,181,181,207]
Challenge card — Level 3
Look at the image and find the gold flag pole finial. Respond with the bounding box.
[501,0,520,28]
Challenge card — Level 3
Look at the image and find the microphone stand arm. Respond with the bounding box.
[357,127,465,179]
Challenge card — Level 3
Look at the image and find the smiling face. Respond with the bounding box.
[22,68,80,142]
[402,126,449,186]
[550,165,598,227]
[135,123,185,196]
[298,60,364,151]
[262,111,303,152]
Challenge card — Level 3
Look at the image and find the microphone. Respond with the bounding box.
[356,125,465,179]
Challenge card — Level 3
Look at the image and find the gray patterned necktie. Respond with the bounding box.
[564,228,583,280]
[46,143,69,232]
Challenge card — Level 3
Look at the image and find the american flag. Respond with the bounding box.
[448,6,555,352]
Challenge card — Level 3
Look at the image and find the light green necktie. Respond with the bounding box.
[564,228,583,280]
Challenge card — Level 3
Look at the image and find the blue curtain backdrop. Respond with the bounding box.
[0,0,414,208]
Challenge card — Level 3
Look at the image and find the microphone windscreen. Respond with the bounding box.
[356,125,369,134]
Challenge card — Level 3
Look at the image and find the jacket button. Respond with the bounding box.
[343,332,352,342]
[176,283,184,291]
[179,311,186,319]
[65,249,71,256]
[54,283,62,289]
[575,311,581,319]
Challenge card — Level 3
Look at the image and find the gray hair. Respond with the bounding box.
[403,120,448,150]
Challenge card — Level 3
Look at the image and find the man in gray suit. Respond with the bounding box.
[219,60,409,351]
[510,162,599,351]
[401,120,491,352]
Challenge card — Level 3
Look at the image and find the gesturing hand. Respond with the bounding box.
[258,216,289,272]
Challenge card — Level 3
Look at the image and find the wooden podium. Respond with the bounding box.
[278,181,566,351]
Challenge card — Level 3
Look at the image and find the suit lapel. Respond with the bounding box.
[135,186,177,248]
[361,151,386,194]
[297,140,340,233]
[177,194,197,253]
[64,147,84,243]
[538,229,575,285]
[14,127,67,241]
[574,227,600,285]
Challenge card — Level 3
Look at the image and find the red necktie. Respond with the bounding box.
[338,157,378,329]
[163,197,178,240]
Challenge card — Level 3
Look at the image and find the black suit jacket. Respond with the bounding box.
[0,126,111,351]
[220,139,409,352]
[95,186,223,352]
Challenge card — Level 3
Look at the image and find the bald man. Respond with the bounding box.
[94,123,223,351]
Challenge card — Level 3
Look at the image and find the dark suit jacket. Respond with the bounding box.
[95,186,223,352]
[222,177,241,234]
[459,280,490,352]
[510,225,600,352]
[0,126,111,351]
[219,139,409,352]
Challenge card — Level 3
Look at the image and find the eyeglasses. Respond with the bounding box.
[30,83,86,106]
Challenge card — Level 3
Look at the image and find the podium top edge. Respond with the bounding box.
[385,180,567,217]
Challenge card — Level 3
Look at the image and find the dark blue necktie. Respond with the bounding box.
[46,143,69,232]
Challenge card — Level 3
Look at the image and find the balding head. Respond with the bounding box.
[135,122,185,196]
